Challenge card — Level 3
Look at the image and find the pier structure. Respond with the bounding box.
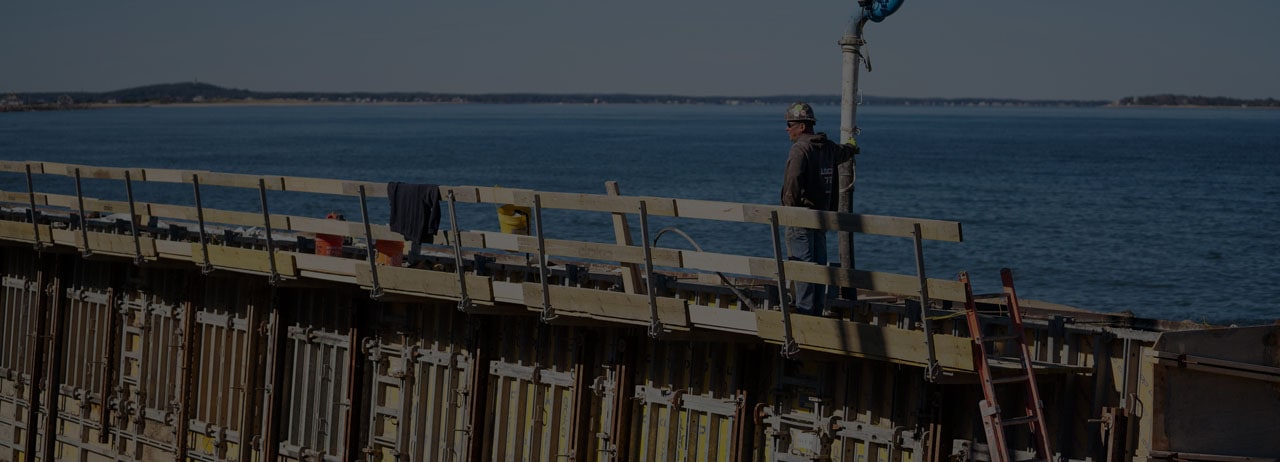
[0,161,1277,461]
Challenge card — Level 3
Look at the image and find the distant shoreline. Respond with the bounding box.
[6,100,1278,113]
[7,81,1277,110]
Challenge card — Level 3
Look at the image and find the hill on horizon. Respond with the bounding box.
[8,82,1278,108]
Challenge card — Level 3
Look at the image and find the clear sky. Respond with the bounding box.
[4,1,1278,100]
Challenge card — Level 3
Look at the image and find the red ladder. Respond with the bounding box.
[961,268,1053,462]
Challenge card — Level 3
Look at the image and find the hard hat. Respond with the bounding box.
[785,102,816,123]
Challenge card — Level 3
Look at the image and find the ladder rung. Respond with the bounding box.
[980,334,1022,343]
[1000,414,1038,427]
[991,374,1029,385]
[986,356,1031,369]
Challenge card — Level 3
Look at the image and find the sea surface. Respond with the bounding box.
[1,104,1277,324]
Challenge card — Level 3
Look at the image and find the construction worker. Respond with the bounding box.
[780,102,856,316]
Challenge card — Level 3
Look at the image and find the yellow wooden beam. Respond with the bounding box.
[76,232,158,260]
[192,244,298,278]
[0,220,52,244]
[755,310,974,372]
[354,264,494,302]
[523,283,689,330]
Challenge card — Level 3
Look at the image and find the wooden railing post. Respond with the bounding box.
[604,181,642,295]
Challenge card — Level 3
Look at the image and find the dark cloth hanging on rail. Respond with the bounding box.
[387,182,441,244]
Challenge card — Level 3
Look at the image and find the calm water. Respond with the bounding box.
[2,104,1278,324]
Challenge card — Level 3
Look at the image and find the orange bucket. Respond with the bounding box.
[314,234,344,256]
[315,212,346,257]
[375,240,404,266]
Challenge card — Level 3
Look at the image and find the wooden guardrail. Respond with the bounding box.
[0,160,974,370]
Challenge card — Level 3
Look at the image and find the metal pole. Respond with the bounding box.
[357,185,383,299]
[769,211,799,359]
[25,164,45,250]
[446,191,472,312]
[124,170,145,265]
[257,179,280,284]
[74,168,92,257]
[192,174,214,274]
[837,14,869,301]
[639,201,662,338]
[534,194,556,322]
[912,223,939,381]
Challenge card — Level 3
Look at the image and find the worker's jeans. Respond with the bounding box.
[785,227,827,315]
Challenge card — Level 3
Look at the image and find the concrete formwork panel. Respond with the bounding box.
[184,276,269,462]
[360,303,475,461]
[276,288,357,462]
[630,339,742,462]
[0,250,39,462]
[1139,325,1280,459]
[110,266,187,461]
[481,319,582,462]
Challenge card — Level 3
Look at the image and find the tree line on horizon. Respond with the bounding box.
[5,82,1277,110]
[1116,94,1279,108]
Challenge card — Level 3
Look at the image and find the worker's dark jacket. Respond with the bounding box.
[781,132,852,211]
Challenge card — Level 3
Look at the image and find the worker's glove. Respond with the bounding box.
[845,138,860,155]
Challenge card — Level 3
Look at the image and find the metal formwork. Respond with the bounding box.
[360,303,475,461]
[631,340,743,462]
[48,260,118,462]
[276,288,357,462]
[110,266,187,460]
[482,319,580,462]
[759,354,931,462]
[0,251,39,462]
[186,276,269,462]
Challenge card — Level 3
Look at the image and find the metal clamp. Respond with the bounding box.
[191,174,214,274]
[357,185,383,299]
[73,168,91,256]
[124,170,145,265]
[446,190,472,312]
[913,223,940,381]
[257,179,280,285]
[25,164,45,251]
[769,211,799,358]
[639,200,663,338]
[533,194,556,322]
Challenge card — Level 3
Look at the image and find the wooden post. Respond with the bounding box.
[605,182,642,295]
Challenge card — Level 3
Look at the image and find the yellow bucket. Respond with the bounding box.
[497,204,531,235]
